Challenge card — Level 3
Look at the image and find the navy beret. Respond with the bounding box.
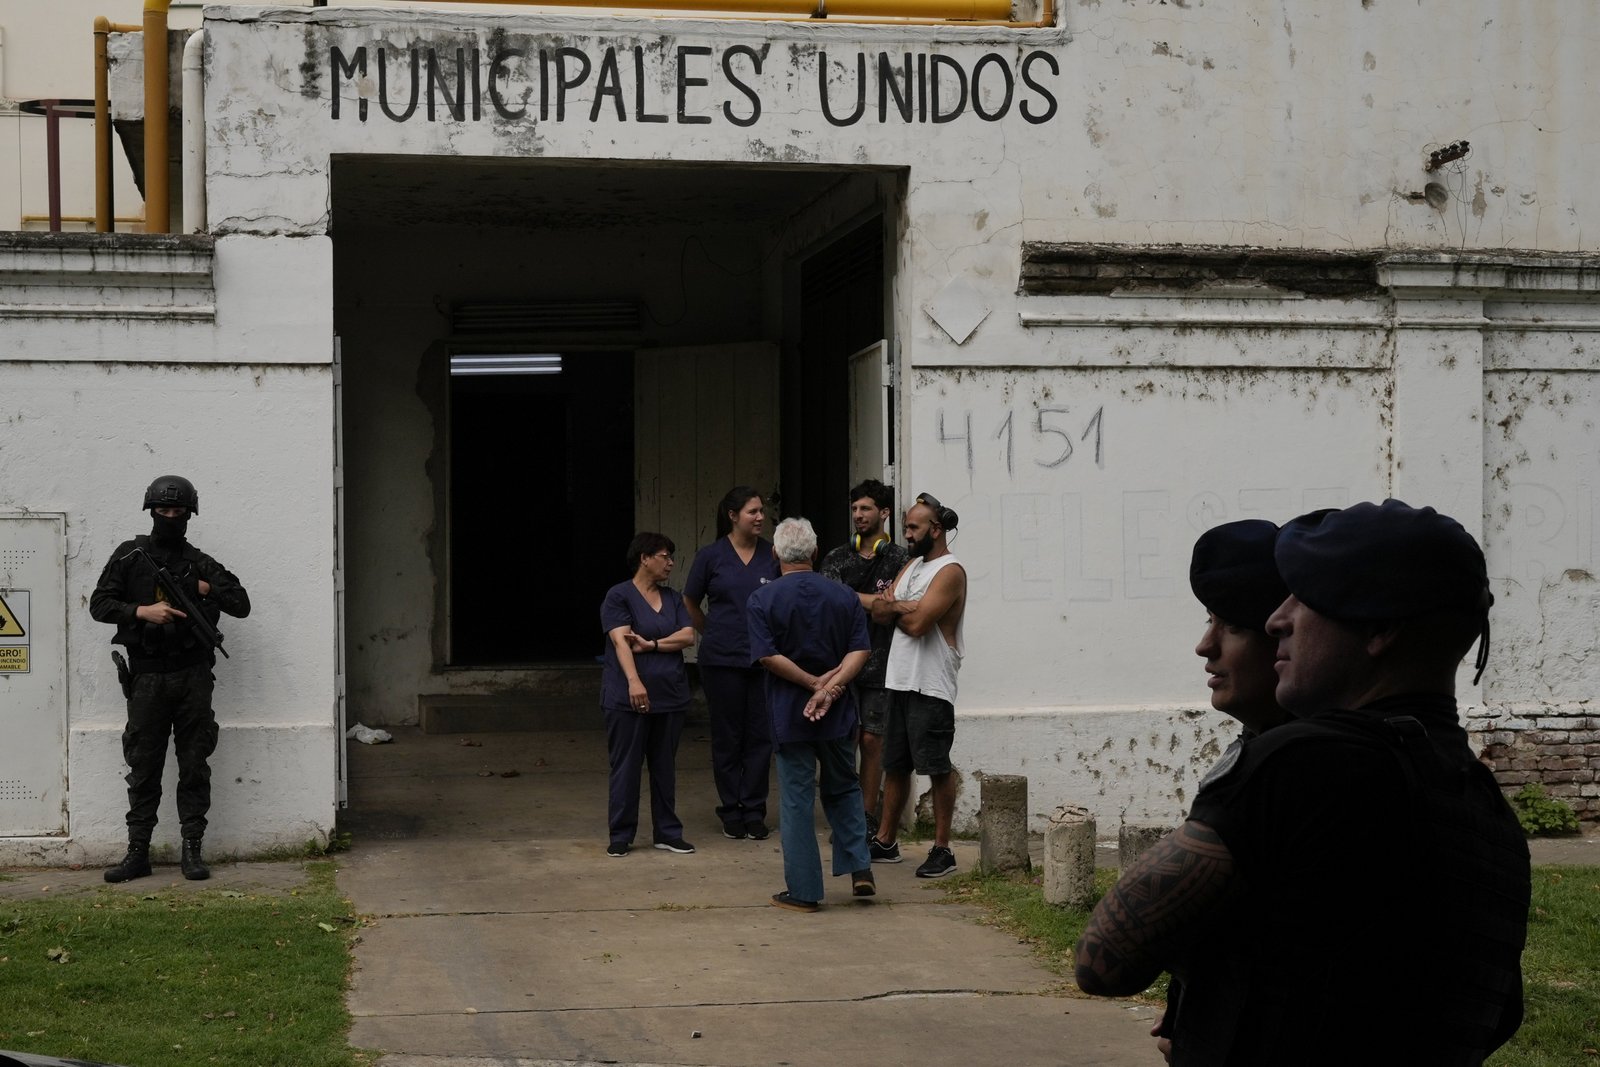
[1274,500,1490,622]
[1189,519,1290,632]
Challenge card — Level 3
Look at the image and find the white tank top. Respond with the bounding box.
[884,553,965,704]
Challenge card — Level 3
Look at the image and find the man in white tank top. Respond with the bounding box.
[869,492,968,879]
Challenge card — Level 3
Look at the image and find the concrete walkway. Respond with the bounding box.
[6,725,1590,1067]
[335,726,1163,1067]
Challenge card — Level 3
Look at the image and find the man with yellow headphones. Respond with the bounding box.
[818,479,909,830]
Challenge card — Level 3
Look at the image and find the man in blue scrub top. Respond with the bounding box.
[748,517,876,911]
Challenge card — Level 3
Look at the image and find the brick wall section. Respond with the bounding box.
[1469,707,1599,823]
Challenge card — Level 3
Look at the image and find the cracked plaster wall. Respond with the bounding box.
[0,355,336,864]
[3,1,1596,858]
[208,3,1600,830]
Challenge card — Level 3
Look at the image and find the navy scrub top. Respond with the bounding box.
[683,536,780,668]
[600,580,693,713]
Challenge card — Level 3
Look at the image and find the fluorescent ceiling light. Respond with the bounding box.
[450,354,562,376]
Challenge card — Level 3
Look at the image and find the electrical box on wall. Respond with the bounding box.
[0,515,67,837]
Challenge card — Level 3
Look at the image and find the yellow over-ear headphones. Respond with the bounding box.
[853,532,889,556]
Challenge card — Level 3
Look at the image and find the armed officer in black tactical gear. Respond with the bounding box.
[90,475,251,882]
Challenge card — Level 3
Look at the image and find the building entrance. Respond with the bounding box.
[331,155,898,725]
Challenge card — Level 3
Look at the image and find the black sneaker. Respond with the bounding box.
[915,845,957,878]
[722,822,747,840]
[654,838,696,854]
[851,869,877,897]
[869,835,902,863]
[745,821,770,841]
[606,842,630,857]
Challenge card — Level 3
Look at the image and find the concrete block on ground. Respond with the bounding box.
[1043,805,1096,909]
[979,773,1030,872]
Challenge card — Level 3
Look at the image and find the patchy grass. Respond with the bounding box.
[941,865,1167,998]
[251,832,355,864]
[1498,867,1600,1066]
[0,861,366,1067]
[941,864,1598,1061]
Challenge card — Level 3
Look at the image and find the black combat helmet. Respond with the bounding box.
[143,474,199,515]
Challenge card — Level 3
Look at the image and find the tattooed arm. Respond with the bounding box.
[1073,820,1238,996]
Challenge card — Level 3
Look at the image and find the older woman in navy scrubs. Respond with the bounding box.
[600,532,697,857]
[683,485,782,840]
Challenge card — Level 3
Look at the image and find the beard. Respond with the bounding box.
[908,531,936,558]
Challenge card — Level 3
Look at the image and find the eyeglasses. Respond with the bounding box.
[651,551,673,560]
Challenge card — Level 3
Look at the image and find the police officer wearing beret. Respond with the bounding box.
[1077,500,1530,1066]
[1150,520,1296,1061]
[1188,519,1294,742]
[90,476,251,883]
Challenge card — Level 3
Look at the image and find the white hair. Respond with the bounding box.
[773,517,818,564]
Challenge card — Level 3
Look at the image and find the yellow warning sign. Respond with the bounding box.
[0,591,23,637]
[0,646,27,672]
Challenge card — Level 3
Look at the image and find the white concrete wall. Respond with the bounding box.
[0,233,338,863]
[941,254,1600,826]
[203,3,1599,832]
[2,0,1597,858]
[200,4,1598,247]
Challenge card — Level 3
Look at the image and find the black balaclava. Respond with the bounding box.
[151,510,189,546]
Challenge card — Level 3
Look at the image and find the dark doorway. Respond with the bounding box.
[787,217,887,552]
[448,351,634,664]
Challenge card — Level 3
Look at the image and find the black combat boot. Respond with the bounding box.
[104,843,152,883]
[181,837,210,881]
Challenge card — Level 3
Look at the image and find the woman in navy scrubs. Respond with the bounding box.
[600,532,697,857]
[683,485,782,840]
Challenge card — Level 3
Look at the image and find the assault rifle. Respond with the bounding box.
[121,546,230,659]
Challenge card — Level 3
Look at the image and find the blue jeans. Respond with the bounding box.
[775,736,871,903]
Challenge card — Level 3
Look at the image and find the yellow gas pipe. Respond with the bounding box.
[93,16,140,233]
[430,0,1016,18]
[143,0,171,234]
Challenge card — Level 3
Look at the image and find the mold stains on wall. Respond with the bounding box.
[1062,712,1230,813]
[1084,182,1118,218]
[301,26,323,99]
[1084,104,1108,147]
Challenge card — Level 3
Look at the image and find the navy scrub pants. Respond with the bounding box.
[699,665,772,827]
